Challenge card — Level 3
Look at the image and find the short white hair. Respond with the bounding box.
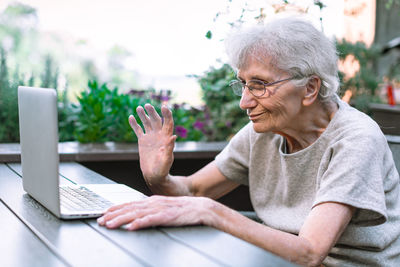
[225,17,340,101]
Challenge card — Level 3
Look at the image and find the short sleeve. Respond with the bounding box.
[314,129,389,226]
[215,123,252,185]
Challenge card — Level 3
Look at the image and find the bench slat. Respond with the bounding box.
[0,200,67,267]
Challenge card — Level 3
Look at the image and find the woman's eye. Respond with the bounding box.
[248,82,264,89]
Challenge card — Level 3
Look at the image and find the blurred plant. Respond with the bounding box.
[73,82,204,143]
[0,2,140,105]
[195,63,248,141]
[37,53,75,141]
[41,54,59,89]
[125,89,207,142]
[0,47,20,142]
[73,81,116,143]
[385,0,400,9]
[336,39,383,113]
[108,88,154,142]
[106,45,139,91]
[205,0,326,40]
[0,47,74,143]
[171,104,205,141]
[58,84,77,142]
[0,3,38,54]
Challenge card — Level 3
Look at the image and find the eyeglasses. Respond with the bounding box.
[229,77,294,97]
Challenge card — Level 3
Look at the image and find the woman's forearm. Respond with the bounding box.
[144,174,193,196]
[145,161,238,199]
[205,200,323,266]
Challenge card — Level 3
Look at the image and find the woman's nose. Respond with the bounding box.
[239,87,257,110]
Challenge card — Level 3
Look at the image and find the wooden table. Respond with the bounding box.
[0,162,295,267]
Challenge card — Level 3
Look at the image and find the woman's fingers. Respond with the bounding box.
[127,212,165,230]
[105,201,132,213]
[161,105,174,135]
[128,115,143,138]
[98,196,172,228]
[136,106,152,132]
[105,199,150,213]
[144,104,162,131]
[104,210,146,229]
[98,201,151,226]
[97,196,210,231]
[133,104,172,135]
[104,213,135,228]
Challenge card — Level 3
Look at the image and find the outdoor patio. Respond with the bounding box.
[1,0,400,266]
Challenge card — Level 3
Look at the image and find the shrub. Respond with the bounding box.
[73,81,112,143]
[0,48,20,143]
[171,103,205,141]
[336,39,383,113]
[1,49,247,144]
[196,63,248,141]
[0,48,76,143]
[73,81,206,143]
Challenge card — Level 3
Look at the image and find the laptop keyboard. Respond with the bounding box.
[60,185,114,212]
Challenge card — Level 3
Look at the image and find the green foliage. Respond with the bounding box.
[172,104,205,142]
[336,39,383,113]
[385,0,400,9]
[0,48,210,144]
[197,63,248,141]
[206,1,330,41]
[73,82,211,143]
[74,82,218,143]
[73,81,111,142]
[73,82,174,143]
[0,48,20,142]
[2,3,36,17]
[0,48,73,143]
[0,3,37,53]
[41,55,59,89]
[2,37,390,144]
[107,88,152,142]
[58,86,77,142]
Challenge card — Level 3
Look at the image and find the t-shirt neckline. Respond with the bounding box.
[279,99,345,156]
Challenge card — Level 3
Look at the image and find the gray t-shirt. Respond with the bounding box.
[215,100,400,266]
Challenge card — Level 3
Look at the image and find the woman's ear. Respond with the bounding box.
[303,76,321,106]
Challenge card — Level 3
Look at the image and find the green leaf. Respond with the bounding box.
[205,30,212,39]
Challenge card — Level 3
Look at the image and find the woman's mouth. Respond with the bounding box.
[248,112,266,121]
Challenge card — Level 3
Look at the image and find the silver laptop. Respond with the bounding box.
[18,86,145,219]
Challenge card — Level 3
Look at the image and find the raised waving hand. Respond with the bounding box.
[129,104,177,187]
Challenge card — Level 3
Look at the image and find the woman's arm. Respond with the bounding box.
[98,196,354,266]
[157,161,240,198]
[208,201,355,266]
[99,196,354,266]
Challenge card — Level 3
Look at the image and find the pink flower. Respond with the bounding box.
[161,95,170,102]
[193,121,204,130]
[175,126,188,138]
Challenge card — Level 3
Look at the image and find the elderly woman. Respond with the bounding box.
[98,17,400,266]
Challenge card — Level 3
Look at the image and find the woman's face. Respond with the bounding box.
[237,56,305,133]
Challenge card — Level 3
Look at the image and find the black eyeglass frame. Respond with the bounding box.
[229,77,294,97]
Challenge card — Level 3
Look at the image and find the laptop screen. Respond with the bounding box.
[18,86,61,216]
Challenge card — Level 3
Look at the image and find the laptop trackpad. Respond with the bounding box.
[83,184,146,206]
